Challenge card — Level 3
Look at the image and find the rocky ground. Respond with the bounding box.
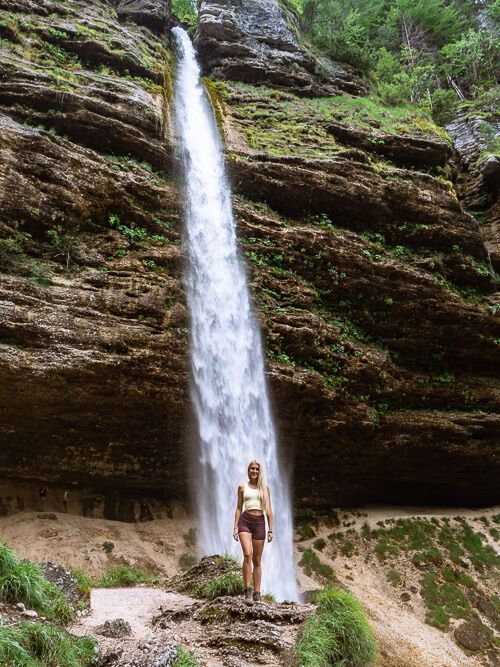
[1,507,498,666]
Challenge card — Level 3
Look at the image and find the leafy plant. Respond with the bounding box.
[46,226,81,268]
[101,541,114,554]
[173,647,201,667]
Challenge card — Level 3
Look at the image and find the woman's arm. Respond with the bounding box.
[233,484,244,540]
[266,487,273,542]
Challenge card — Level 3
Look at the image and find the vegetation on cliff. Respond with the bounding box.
[291,0,499,123]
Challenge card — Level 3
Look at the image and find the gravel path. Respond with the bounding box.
[71,587,194,639]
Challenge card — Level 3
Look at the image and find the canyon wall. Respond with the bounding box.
[0,0,498,517]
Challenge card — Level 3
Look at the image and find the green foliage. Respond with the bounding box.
[386,568,401,586]
[0,542,72,623]
[313,538,327,552]
[205,572,244,599]
[420,569,472,629]
[97,565,158,588]
[108,214,164,243]
[0,621,97,667]
[297,523,316,539]
[296,587,377,667]
[441,30,499,98]
[299,548,335,581]
[299,0,497,114]
[172,0,197,26]
[69,569,93,598]
[46,226,81,268]
[173,647,201,667]
[101,541,114,554]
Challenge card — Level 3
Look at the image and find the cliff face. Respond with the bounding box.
[0,0,498,516]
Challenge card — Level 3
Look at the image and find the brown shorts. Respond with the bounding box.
[238,511,265,541]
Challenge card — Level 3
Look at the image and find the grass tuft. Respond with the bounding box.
[96,564,158,588]
[0,621,97,667]
[205,572,244,600]
[0,542,72,622]
[296,587,377,667]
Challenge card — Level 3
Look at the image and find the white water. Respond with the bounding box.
[172,27,298,601]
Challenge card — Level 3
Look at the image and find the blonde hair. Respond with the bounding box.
[247,459,269,513]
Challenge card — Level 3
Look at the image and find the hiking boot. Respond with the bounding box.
[244,588,253,604]
[253,591,261,603]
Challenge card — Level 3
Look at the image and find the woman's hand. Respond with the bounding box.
[233,530,239,541]
[267,530,273,543]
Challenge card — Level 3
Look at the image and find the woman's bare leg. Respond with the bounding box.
[239,532,253,588]
[252,539,265,592]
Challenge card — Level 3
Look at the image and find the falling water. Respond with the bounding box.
[172,27,298,601]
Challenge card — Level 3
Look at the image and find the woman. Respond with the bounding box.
[233,459,273,603]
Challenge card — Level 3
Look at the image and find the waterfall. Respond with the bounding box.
[172,26,298,601]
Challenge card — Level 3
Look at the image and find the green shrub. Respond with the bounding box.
[297,523,316,540]
[173,647,200,667]
[296,587,377,667]
[0,621,97,667]
[101,541,114,554]
[387,569,401,586]
[299,549,335,581]
[97,565,157,588]
[0,542,72,622]
[313,538,327,552]
[205,572,244,599]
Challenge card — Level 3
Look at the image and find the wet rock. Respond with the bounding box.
[326,121,452,169]
[95,618,132,638]
[195,0,364,97]
[454,620,491,651]
[116,0,171,32]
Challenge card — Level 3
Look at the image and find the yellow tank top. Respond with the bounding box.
[243,483,263,511]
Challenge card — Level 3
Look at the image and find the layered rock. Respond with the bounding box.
[194,0,364,96]
[447,111,500,269]
[0,0,498,512]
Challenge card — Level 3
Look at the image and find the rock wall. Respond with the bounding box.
[0,0,498,513]
[194,0,364,96]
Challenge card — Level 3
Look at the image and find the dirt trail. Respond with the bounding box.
[71,588,193,640]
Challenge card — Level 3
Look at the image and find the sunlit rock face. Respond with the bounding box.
[0,0,498,513]
[194,0,364,96]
